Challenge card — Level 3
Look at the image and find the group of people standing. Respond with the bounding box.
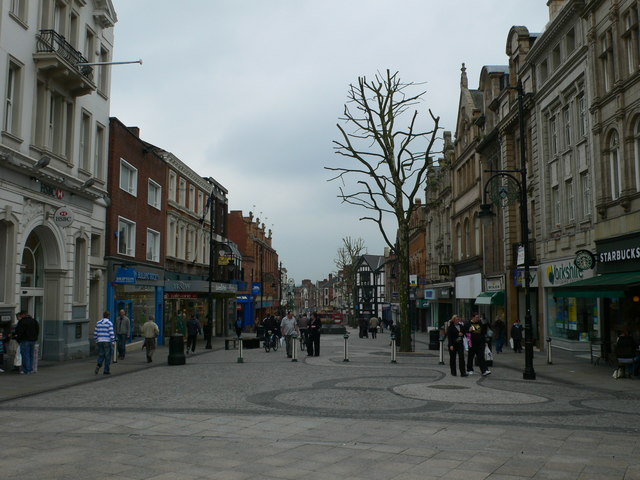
[0,311,40,374]
[261,311,322,357]
[446,312,492,377]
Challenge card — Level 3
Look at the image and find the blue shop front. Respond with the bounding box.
[107,265,165,346]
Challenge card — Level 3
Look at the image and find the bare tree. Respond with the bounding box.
[326,70,440,352]
[334,236,366,326]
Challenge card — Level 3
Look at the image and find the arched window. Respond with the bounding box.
[609,130,622,199]
[73,237,87,303]
[21,232,44,288]
[456,223,462,260]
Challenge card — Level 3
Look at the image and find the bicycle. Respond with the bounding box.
[298,329,307,353]
[263,330,279,352]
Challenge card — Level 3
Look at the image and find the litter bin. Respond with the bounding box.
[168,334,186,365]
[428,329,440,350]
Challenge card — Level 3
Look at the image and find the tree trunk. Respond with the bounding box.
[397,220,412,352]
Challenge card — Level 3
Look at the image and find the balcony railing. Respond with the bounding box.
[35,29,94,83]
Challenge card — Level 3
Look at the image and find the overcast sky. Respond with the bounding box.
[109,0,549,283]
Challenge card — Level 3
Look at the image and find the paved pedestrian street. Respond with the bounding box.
[1,331,639,480]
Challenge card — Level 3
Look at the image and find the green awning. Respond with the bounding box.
[475,291,505,305]
[554,272,640,298]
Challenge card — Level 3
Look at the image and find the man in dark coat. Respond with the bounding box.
[15,311,39,374]
[447,315,467,377]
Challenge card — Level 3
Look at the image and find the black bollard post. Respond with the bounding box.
[343,332,350,362]
[390,334,397,364]
[237,336,244,363]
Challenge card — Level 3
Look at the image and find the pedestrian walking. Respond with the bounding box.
[15,311,39,375]
[94,311,115,375]
[307,312,321,356]
[186,314,202,354]
[115,309,130,360]
[235,317,243,338]
[492,315,506,353]
[369,316,379,339]
[280,311,298,358]
[447,315,467,377]
[466,313,490,376]
[142,316,160,363]
[511,319,523,353]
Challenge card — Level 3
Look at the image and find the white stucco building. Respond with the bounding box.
[0,1,117,360]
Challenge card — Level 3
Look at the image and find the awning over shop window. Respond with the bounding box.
[475,291,504,305]
[554,272,640,298]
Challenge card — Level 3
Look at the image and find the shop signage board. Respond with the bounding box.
[53,207,74,227]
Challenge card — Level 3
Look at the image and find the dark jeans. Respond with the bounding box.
[513,338,522,352]
[284,335,294,356]
[96,342,112,373]
[116,333,128,358]
[449,344,465,375]
[187,334,197,352]
[307,334,320,356]
[495,334,505,353]
[20,340,36,374]
[467,342,488,373]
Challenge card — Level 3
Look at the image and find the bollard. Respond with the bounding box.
[291,333,298,362]
[237,336,244,363]
[343,332,350,362]
[438,336,445,365]
[390,334,397,364]
[546,337,553,364]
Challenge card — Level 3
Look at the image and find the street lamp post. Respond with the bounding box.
[478,80,536,380]
[203,183,216,350]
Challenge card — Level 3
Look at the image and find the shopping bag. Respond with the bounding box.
[462,336,469,351]
[279,337,285,347]
[484,344,493,361]
[509,337,514,350]
[14,345,22,367]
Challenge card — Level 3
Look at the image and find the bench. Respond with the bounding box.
[224,337,239,350]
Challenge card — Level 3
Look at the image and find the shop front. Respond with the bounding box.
[555,233,640,355]
[541,258,596,352]
[475,276,505,324]
[424,283,454,328]
[164,279,237,339]
[107,265,164,346]
[236,294,255,332]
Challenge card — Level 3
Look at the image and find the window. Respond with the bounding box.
[119,159,138,196]
[4,61,22,137]
[581,171,592,217]
[623,7,639,75]
[609,131,622,200]
[10,0,27,23]
[148,179,161,209]
[566,179,575,222]
[179,178,186,206]
[146,229,160,262]
[169,172,177,201]
[189,185,195,212]
[539,60,548,83]
[550,115,558,156]
[79,112,91,171]
[198,191,204,216]
[94,124,105,179]
[577,96,587,138]
[600,31,615,92]
[167,220,176,257]
[97,45,110,95]
[84,28,95,64]
[40,90,73,158]
[566,28,576,55]
[552,44,561,69]
[73,237,87,303]
[464,219,470,258]
[563,106,572,148]
[117,217,136,256]
[552,186,561,226]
